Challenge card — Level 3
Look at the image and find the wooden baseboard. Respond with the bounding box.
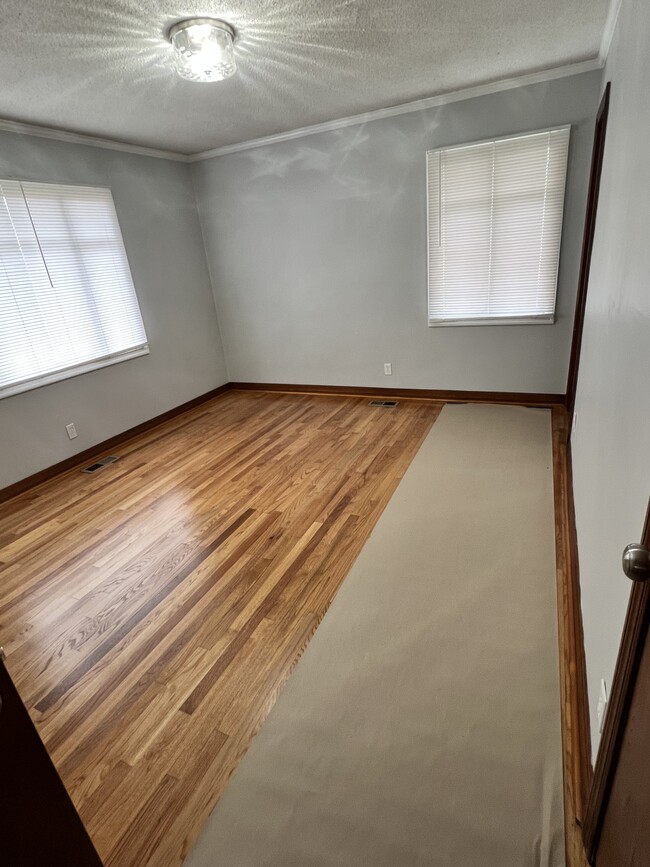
[565,438,594,822]
[0,383,232,504]
[1,380,566,504]
[551,407,592,867]
[230,381,566,407]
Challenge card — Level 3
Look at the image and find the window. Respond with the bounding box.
[426,126,570,326]
[0,180,148,398]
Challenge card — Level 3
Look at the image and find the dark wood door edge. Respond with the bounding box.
[583,498,650,862]
[230,381,566,407]
[566,83,611,417]
[551,407,593,867]
[0,383,232,504]
[0,658,104,866]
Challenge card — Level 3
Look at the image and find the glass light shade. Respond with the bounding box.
[169,18,236,83]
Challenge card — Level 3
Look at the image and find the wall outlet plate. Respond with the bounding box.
[66,423,78,440]
[597,679,608,734]
[384,362,392,375]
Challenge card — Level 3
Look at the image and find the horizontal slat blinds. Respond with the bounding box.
[426,126,570,326]
[0,180,148,398]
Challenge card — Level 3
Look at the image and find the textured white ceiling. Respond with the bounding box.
[0,0,610,154]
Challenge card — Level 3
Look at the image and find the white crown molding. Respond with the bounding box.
[188,58,603,162]
[0,58,603,165]
[598,0,624,65]
[0,117,190,162]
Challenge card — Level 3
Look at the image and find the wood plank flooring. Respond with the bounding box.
[0,390,439,867]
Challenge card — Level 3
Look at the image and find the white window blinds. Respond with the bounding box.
[426,126,570,326]
[0,180,148,398]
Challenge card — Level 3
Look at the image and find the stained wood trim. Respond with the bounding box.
[565,440,594,822]
[583,498,650,863]
[0,384,232,504]
[230,381,566,407]
[551,407,592,867]
[566,83,611,416]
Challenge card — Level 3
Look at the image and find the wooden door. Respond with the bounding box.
[583,500,650,865]
[0,654,104,867]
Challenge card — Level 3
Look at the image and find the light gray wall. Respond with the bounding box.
[571,0,650,754]
[193,71,601,393]
[0,131,227,489]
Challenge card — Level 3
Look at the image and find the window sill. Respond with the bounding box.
[0,345,150,400]
[428,316,555,327]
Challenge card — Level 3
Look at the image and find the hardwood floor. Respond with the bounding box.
[0,390,439,867]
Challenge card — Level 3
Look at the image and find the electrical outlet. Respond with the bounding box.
[65,423,78,440]
[384,362,392,376]
[597,679,608,733]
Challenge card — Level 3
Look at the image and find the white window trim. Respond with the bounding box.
[0,345,149,400]
[0,179,149,399]
[425,124,571,328]
[429,315,555,328]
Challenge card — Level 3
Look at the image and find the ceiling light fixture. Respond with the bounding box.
[168,18,236,83]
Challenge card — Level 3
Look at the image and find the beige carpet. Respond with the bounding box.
[185,404,564,867]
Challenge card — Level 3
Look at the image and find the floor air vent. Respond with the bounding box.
[82,455,120,474]
[368,400,399,407]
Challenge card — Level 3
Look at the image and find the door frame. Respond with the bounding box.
[568,78,650,865]
[582,499,650,862]
[566,82,611,417]
[560,81,612,836]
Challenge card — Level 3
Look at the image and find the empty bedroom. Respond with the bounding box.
[0,1,648,866]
